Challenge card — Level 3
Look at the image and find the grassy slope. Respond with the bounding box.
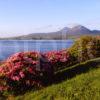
[10,58,100,100]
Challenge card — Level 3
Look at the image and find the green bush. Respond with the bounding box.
[69,36,100,62]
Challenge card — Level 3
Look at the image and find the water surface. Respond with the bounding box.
[0,40,74,60]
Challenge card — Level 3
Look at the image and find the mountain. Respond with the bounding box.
[67,25,91,34]
[1,25,100,40]
[60,27,71,33]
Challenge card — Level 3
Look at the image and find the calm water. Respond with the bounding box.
[0,40,74,60]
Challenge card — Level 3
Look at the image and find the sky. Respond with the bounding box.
[0,0,100,37]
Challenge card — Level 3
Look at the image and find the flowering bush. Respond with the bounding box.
[0,49,72,94]
[0,51,53,93]
[44,50,70,71]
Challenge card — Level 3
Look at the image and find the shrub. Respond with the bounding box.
[0,52,54,94]
[69,36,100,62]
[44,50,70,71]
[0,50,70,94]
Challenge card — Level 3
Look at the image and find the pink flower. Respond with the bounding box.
[19,71,25,78]
[15,76,20,81]
[28,67,33,74]
[32,61,38,65]
[11,76,20,81]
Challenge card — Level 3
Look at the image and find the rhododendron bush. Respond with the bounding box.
[0,52,54,93]
[44,50,70,71]
[0,50,70,93]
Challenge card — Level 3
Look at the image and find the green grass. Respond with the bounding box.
[13,58,100,100]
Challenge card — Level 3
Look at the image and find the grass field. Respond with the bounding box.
[2,58,100,100]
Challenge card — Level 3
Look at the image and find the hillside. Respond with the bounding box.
[8,58,100,100]
[1,25,100,40]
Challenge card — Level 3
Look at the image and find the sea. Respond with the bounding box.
[0,40,74,60]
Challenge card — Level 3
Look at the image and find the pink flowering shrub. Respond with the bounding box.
[0,52,53,93]
[0,50,70,93]
[44,50,70,71]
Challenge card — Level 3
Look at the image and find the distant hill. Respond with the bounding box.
[1,25,100,40]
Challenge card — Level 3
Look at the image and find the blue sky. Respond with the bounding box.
[0,0,100,37]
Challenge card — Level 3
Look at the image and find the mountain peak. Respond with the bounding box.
[69,25,91,34]
[59,25,93,34]
[72,25,89,30]
[60,27,70,33]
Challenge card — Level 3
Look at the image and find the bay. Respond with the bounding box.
[0,40,74,60]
